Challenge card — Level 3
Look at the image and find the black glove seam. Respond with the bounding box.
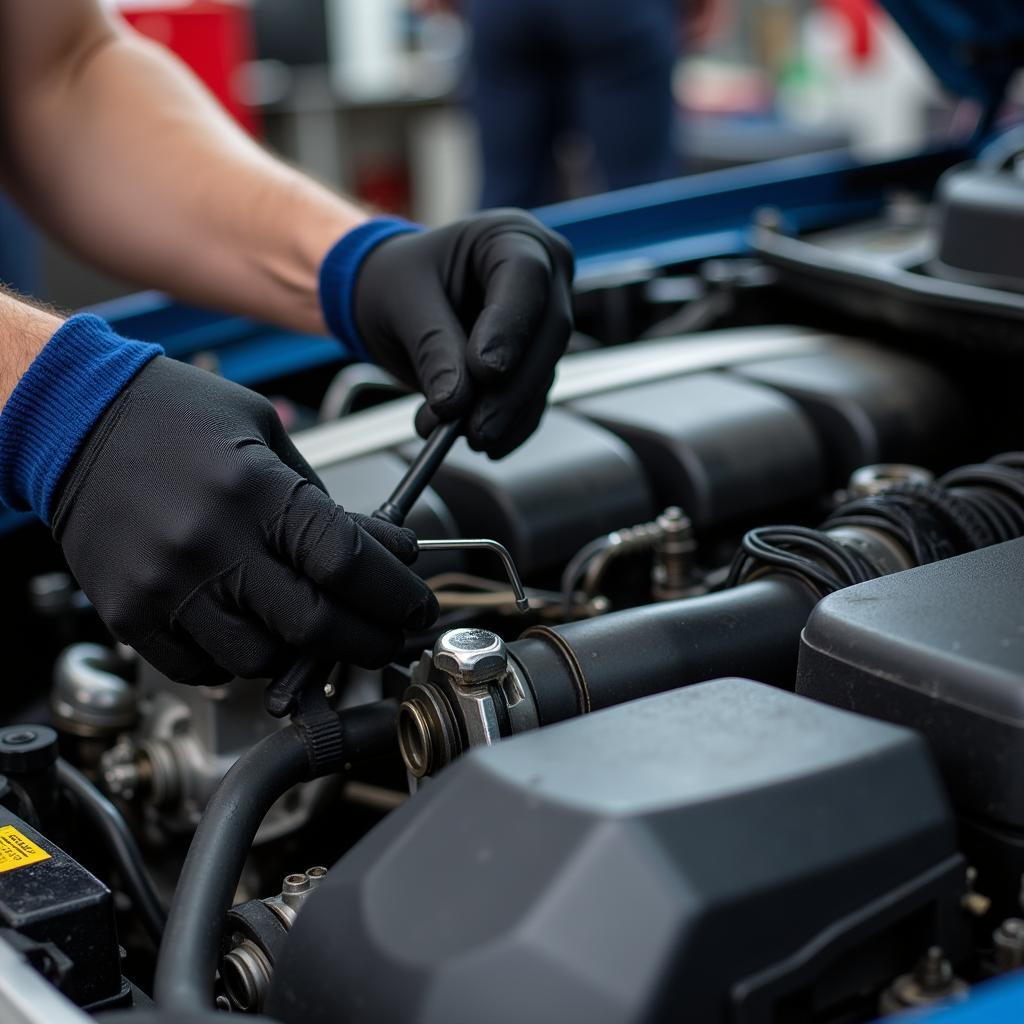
[167,557,245,637]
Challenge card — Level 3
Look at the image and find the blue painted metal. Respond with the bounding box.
[534,144,968,282]
[916,974,1024,1022]
[91,291,341,388]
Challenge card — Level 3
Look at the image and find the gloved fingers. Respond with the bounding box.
[262,412,329,494]
[174,590,288,679]
[349,511,420,566]
[465,231,552,382]
[390,296,475,422]
[241,557,407,669]
[413,399,440,441]
[131,624,233,687]
[480,389,551,461]
[266,477,438,629]
[465,276,571,455]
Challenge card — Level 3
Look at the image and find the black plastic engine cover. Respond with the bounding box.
[797,539,1024,908]
[568,372,824,526]
[398,408,653,575]
[267,679,961,1024]
[730,341,965,481]
[797,539,1024,828]
[932,167,1024,292]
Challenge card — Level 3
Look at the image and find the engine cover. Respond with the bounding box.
[797,538,1024,912]
[267,679,963,1024]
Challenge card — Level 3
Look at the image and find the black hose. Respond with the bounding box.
[55,758,166,947]
[153,725,310,1014]
[152,699,399,1014]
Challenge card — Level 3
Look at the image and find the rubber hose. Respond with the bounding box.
[153,725,310,1013]
[56,758,166,947]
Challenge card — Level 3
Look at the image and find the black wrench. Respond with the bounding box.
[264,418,465,718]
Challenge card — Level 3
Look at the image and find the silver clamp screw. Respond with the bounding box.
[432,628,508,687]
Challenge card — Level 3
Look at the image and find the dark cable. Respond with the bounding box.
[55,758,166,948]
[730,457,1024,596]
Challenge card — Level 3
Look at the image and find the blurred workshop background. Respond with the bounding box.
[5,0,1021,311]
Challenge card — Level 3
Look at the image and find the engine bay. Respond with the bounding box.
[2,149,1024,1024]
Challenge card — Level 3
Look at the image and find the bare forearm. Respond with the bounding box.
[2,11,366,334]
[0,290,62,409]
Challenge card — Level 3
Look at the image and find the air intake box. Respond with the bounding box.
[267,679,962,1024]
[797,538,1024,912]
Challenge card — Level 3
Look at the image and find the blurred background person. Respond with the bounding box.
[455,0,718,208]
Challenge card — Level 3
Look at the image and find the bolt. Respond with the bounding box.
[432,628,508,688]
[916,947,952,992]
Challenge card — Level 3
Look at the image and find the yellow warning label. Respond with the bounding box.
[0,825,51,872]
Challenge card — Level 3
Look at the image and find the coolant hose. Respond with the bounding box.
[153,700,399,1013]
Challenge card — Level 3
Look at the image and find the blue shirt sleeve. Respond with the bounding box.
[318,216,421,360]
[0,313,162,523]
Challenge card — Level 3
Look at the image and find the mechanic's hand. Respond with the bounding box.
[51,357,439,685]
[355,209,575,459]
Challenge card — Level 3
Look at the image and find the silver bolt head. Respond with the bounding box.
[433,628,508,685]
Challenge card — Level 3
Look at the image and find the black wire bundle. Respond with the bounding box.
[726,524,877,595]
[729,455,1024,598]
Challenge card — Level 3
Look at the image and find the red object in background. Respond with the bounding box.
[120,2,261,137]
[821,0,877,65]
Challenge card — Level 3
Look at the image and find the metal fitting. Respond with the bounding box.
[847,463,934,499]
[222,940,272,1013]
[50,644,137,739]
[652,507,699,600]
[222,866,329,1012]
[993,918,1024,973]
[398,629,538,780]
[879,947,967,1014]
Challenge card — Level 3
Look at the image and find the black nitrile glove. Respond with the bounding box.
[52,357,439,685]
[354,210,574,459]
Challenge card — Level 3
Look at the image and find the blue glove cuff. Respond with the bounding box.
[319,216,422,360]
[0,313,162,522]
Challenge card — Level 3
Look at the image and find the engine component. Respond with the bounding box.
[992,918,1024,973]
[878,947,968,1015]
[731,341,964,480]
[398,578,814,778]
[559,505,702,614]
[401,407,654,575]
[400,455,1024,779]
[796,536,1024,914]
[0,726,60,828]
[931,167,1024,292]
[846,462,935,498]
[569,371,824,526]
[0,804,127,1009]
[153,699,397,1014]
[50,644,137,740]
[267,679,965,1024]
[221,865,328,1013]
[100,672,315,842]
